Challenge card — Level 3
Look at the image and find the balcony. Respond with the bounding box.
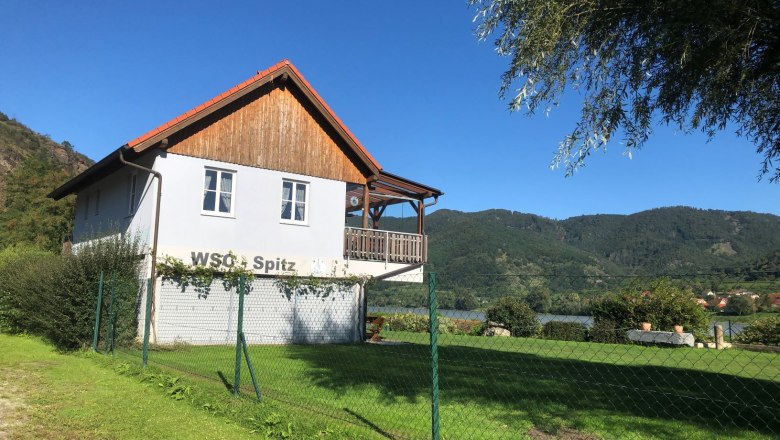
[344,227,427,264]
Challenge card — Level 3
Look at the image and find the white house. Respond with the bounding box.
[49,60,442,345]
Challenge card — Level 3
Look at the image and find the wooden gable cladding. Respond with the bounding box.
[166,82,370,184]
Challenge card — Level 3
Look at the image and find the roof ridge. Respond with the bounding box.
[124,59,381,171]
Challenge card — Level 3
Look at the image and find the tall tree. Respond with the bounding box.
[471,0,780,180]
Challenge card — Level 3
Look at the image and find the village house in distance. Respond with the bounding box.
[49,60,442,345]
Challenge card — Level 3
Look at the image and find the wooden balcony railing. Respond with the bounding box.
[344,227,427,264]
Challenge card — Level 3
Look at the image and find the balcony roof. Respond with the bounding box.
[345,170,443,212]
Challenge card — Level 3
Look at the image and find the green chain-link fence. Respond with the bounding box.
[105,271,779,439]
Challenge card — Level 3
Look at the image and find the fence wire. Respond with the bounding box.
[114,271,779,439]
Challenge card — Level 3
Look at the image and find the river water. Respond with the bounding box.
[368,306,748,336]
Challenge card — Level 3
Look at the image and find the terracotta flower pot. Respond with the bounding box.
[641,322,652,331]
[674,325,684,333]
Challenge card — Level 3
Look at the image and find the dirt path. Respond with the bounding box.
[0,372,28,439]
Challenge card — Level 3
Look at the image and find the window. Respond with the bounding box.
[128,174,137,215]
[202,168,235,215]
[280,180,308,224]
[83,194,90,220]
[94,190,101,216]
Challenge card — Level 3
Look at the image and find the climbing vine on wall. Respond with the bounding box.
[156,251,253,298]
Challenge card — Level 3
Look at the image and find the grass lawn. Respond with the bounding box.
[0,334,256,439]
[127,331,780,440]
[1,333,380,439]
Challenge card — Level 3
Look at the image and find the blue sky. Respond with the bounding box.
[2,1,778,219]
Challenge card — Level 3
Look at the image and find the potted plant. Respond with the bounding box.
[641,322,652,331]
[674,324,684,333]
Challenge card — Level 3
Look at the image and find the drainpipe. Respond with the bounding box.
[118,145,163,312]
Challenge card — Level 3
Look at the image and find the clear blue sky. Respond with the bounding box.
[2,1,778,219]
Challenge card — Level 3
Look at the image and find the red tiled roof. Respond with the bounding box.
[125,59,381,172]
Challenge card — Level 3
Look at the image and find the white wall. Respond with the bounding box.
[155,277,362,345]
[155,153,345,260]
[73,152,158,254]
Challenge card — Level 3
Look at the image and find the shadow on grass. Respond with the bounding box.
[216,370,233,393]
[343,408,395,439]
[283,342,780,438]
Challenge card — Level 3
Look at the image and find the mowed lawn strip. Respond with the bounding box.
[130,332,780,440]
[0,334,255,440]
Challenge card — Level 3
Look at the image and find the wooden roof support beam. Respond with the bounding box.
[362,183,369,229]
[417,200,424,235]
[370,205,386,229]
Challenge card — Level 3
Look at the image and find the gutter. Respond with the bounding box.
[118,145,164,309]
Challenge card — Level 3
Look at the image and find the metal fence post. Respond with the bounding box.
[233,275,246,397]
[107,271,116,354]
[240,332,262,401]
[142,278,153,368]
[428,272,441,440]
[92,271,104,351]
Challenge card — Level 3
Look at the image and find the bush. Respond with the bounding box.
[542,321,587,342]
[0,246,64,334]
[588,319,629,344]
[734,316,780,346]
[485,296,539,337]
[0,233,142,350]
[450,318,484,336]
[384,314,484,336]
[591,279,710,341]
[385,313,429,333]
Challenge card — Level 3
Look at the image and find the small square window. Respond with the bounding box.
[202,168,235,216]
[281,180,308,224]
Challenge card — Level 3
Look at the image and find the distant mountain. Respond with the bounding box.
[0,111,92,250]
[369,207,780,295]
[0,111,90,202]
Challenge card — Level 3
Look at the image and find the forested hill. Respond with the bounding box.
[0,111,92,251]
[373,207,780,291]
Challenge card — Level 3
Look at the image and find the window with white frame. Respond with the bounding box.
[202,168,235,215]
[128,174,137,215]
[280,180,308,224]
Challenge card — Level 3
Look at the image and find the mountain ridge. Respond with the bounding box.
[368,206,780,294]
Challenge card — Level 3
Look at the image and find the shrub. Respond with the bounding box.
[450,318,484,336]
[542,321,587,342]
[640,280,710,338]
[734,316,780,346]
[588,319,629,344]
[0,233,142,349]
[384,314,483,336]
[485,296,539,337]
[591,279,710,341]
[384,313,462,334]
[0,246,63,334]
[385,313,429,332]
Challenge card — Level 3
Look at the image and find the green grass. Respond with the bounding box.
[6,331,777,439]
[125,332,780,440]
[1,333,379,439]
[0,334,255,439]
